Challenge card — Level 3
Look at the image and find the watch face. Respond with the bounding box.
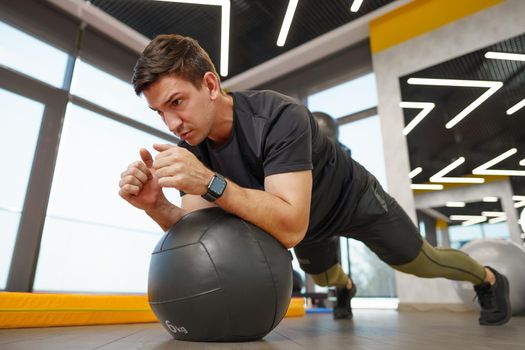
[209,175,227,196]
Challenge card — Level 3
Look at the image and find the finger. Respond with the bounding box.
[119,184,140,198]
[158,176,180,189]
[122,164,150,183]
[119,175,144,188]
[135,161,153,180]
[153,143,176,152]
[140,148,154,168]
[153,156,178,170]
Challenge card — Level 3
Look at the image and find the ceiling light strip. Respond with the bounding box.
[488,217,507,224]
[277,0,299,47]
[220,0,230,76]
[400,102,435,135]
[450,215,487,227]
[520,159,525,166]
[350,0,364,12]
[513,195,525,209]
[488,216,507,224]
[481,211,507,224]
[485,52,525,61]
[482,197,498,202]
[430,157,485,183]
[155,0,230,76]
[472,148,525,176]
[506,98,525,115]
[407,78,503,129]
[481,211,505,217]
[409,167,422,179]
[410,184,443,190]
[446,202,466,207]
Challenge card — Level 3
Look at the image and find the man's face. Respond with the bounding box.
[143,73,215,146]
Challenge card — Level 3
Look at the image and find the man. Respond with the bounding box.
[119,34,511,325]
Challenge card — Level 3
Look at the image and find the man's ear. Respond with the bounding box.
[203,72,220,100]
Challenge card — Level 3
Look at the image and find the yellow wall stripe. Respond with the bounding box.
[370,0,503,54]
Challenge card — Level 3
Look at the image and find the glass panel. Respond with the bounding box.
[34,104,181,293]
[449,225,483,249]
[0,89,44,289]
[483,222,510,239]
[35,217,159,293]
[71,59,168,133]
[336,116,393,297]
[349,240,397,297]
[0,21,68,88]
[339,115,387,189]
[307,73,378,119]
[449,222,510,249]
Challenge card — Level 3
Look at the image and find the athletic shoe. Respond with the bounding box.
[474,266,511,326]
[333,283,357,320]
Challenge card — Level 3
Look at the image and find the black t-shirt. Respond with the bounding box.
[181,90,369,242]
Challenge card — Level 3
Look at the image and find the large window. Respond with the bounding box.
[449,222,510,249]
[0,21,69,88]
[308,73,378,118]
[0,89,44,289]
[71,59,167,133]
[307,73,396,299]
[1,8,180,293]
[34,104,180,293]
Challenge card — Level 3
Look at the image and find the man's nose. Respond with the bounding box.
[164,113,182,132]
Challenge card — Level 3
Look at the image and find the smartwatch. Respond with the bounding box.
[202,173,227,202]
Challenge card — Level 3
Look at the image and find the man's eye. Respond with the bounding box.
[172,99,182,106]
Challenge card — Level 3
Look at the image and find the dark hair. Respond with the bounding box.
[132,34,220,95]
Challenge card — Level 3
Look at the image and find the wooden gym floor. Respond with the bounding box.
[1,310,524,350]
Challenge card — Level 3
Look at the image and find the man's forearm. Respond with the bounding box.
[215,178,310,249]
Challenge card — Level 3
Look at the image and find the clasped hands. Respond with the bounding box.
[118,143,213,211]
[152,143,213,195]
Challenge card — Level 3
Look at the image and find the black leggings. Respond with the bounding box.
[294,177,486,286]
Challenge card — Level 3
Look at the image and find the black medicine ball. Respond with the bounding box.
[148,207,293,342]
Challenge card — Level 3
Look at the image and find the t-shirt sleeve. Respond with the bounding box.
[263,103,313,177]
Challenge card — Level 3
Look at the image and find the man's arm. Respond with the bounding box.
[152,144,312,248]
[215,170,312,249]
[181,194,217,212]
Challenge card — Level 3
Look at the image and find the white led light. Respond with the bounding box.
[516,201,525,209]
[450,215,487,227]
[482,211,507,224]
[154,0,231,76]
[409,167,422,179]
[407,78,503,129]
[350,0,364,12]
[430,157,485,183]
[410,184,444,190]
[473,148,525,176]
[513,196,525,209]
[400,102,435,136]
[482,211,505,217]
[485,51,525,62]
[506,98,525,115]
[446,202,466,207]
[520,159,525,166]
[277,0,299,47]
[483,197,499,202]
[488,216,507,224]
